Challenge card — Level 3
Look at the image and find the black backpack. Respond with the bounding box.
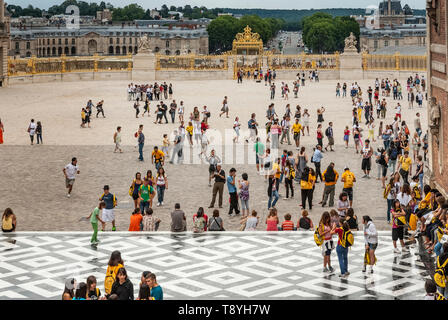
[325,127,331,137]
[390,148,398,160]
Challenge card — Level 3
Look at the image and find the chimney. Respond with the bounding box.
[388,0,392,16]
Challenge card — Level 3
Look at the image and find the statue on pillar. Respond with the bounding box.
[429,96,441,130]
[344,32,358,52]
[137,35,152,54]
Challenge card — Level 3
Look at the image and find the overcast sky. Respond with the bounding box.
[8,0,426,10]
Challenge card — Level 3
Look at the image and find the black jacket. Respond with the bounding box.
[111,279,134,300]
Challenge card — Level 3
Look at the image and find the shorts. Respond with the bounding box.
[240,199,249,210]
[362,158,371,171]
[294,132,300,141]
[102,208,115,223]
[343,188,353,201]
[368,242,378,250]
[343,135,349,142]
[322,240,334,256]
[65,178,75,188]
[115,142,121,150]
[392,227,404,241]
[132,193,139,200]
[256,155,261,165]
[328,137,334,145]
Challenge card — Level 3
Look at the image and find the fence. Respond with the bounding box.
[268,53,340,70]
[8,54,133,76]
[362,53,427,71]
[156,54,228,71]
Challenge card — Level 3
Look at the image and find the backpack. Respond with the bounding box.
[299,217,311,230]
[409,214,417,231]
[341,230,354,248]
[413,185,421,200]
[383,184,392,199]
[434,255,448,288]
[394,215,407,227]
[364,249,377,265]
[390,148,398,160]
[314,225,324,246]
[104,264,123,294]
[289,167,296,179]
[128,179,136,197]
[325,127,331,137]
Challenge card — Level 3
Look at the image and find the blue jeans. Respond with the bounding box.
[140,200,149,214]
[386,199,394,222]
[383,139,390,151]
[157,185,165,204]
[268,190,279,209]
[138,143,144,161]
[419,173,424,194]
[336,245,348,275]
[388,159,396,174]
[435,242,443,256]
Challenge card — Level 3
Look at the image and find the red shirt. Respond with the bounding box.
[335,227,344,246]
[193,214,208,231]
[129,214,143,231]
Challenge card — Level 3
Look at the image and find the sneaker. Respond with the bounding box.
[338,273,345,278]
[328,266,335,273]
[345,271,350,276]
[161,202,164,206]
[67,194,71,198]
[323,267,329,273]
[157,203,161,207]
[394,248,400,253]
[362,175,367,178]
[366,175,371,179]
[283,198,289,200]
[112,227,116,231]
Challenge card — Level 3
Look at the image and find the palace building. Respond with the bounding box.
[427,0,448,197]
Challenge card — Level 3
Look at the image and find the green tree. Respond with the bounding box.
[207,15,239,52]
[112,3,145,21]
[306,20,337,53]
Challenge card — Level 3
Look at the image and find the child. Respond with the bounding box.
[86,202,105,246]
[424,279,445,300]
[142,208,161,231]
[186,121,194,146]
[298,210,313,230]
[128,208,143,231]
[162,134,170,157]
[281,213,295,231]
[86,275,101,300]
[343,126,350,149]
[330,209,340,227]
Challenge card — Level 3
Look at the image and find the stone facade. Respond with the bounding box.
[9,22,209,58]
[427,0,448,197]
[0,0,10,87]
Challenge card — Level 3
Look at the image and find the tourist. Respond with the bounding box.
[337,192,350,218]
[161,134,170,157]
[317,106,325,123]
[129,172,143,209]
[318,211,336,273]
[146,273,163,300]
[104,251,124,296]
[284,160,295,200]
[86,276,101,300]
[63,157,80,198]
[142,100,150,117]
[139,178,155,214]
[302,109,310,136]
[343,126,350,149]
[238,173,250,216]
[137,271,151,300]
[202,105,211,124]
[81,108,86,127]
[267,169,279,209]
[198,129,209,159]
[128,208,143,232]
[270,119,281,149]
[227,168,240,216]
[391,200,409,253]
[35,121,43,144]
[62,278,76,300]
[411,132,421,161]
[99,185,117,231]
[192,208,206,233]
[219,96,229,118]
[193,207,208,232]
[321,162,338,207]
[244,210,259,231]
[151,146,165,170]
[113,126,123,153]
[169,100,177,123]
[233,116,241,143]
[178,101,184,122]
[110,268,134,300]
[96,100,105,118]
[292,118,302,149]
[311,145,323,182]
[300,166,316,210]
[209,164,225,208]
[298,210,313,230]
[424,279,445,300]
[280,213,295,231]
[246,113,258,144]
[142,208,161,231]
[341,166,356,207]
[388,141,399,173]
[85,106,92,128]
[335,220,351,278]
[414,155,424,192]
[171,203,186,232]
[0,118,3,144]
[324,122,334,151]
[72,282,87,300]
[361,139,373,178]
[205,149,221,186]
[160,101,169,123]
[2,208,17,233]
[208,209,224,231]
[170,129,183,164]
[137,125,144,161]
[353,125,361,154]
[27,119,36,145]
[254,137,265,173]
[346,208,359,230]
[155,167,168,207]
[316,123,323,148]
[362,216,378,273]
[266,208,279,231]
[86,202,105,246]
[376,148,389,188]
[397,151,412,185]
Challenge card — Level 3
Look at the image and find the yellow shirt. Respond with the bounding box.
[152,150,165,161]
[341,171,355,189]
[418,192,432,210]
[272,163,281,179]
[300,174,316,190]
[292,123,302,133]
[322,169,339,186]
[186,126,193,135]
[399,156,412,172]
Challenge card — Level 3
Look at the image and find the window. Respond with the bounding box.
[395,40,399,46]
[72,38,75,45]
[374,40,378,49]
[58,39,61,45]
[123,38,126,44]
[116,38,120,44]
[165,50,170,55]
[166,40,170,48]
[65,38,68,45]
[384,40,389,47]
[110,38,113,44]
[130,38,132,44]
[26,42,30,49]
[15,42,19,50]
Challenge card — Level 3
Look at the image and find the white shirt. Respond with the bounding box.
[28,122,37,135]
[397,192,411,207]
[64,163,79,179]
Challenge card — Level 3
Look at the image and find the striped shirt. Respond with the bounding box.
[282,220,295,231]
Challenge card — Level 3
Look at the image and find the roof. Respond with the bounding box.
[372,45,426,55]
[379,0,403,15]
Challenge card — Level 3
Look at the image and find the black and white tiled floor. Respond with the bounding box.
[0,231,432,300]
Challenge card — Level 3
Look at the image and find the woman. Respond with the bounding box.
[0,118,4,144]
[208,209,224,231]
[270,120,281,150]
[414,155,424,193]
[336,83,341,97]
[193,207,208,232]
[145,170,156,187]
[284,160,294,200]
[178,101,184,123]
[73,282,88,300]
[219,96,229,118]
[316,124,323,148]
[62,278,76,300]
[2,208,16,232]
[353,125,361,154]
[266,208,279,231]
[233,116,241,143]
[244,210,259,231]
[192,106,200,122]
[205,149,221,187]
[296,147,308,181]
[138,284,151,300]
[294,105,301,124]
[411,132,421,161]
[367,119,375,142]
[283,84,289,100]
[300,166,316,210]
[104,251,124,296]
[337,192,350,217]
[302,109,310,136]
[267,172,279,209]
[391,200,409,253]
[36,121,43,145]
[317,106,325,123]
[363,215,378,273]
[129,172,143,209]
[238,173,250,216]
[110,268,134,300]
[318,211,336,273]
[346,208,358,230]
[335,221,351,278]
[168,83,173,99]
[155,167,168,207]
[192,209,206,233]
[186,121,194,145]
[384,176,400,224]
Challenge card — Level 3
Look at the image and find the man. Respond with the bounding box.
[209,165,226,208]
[361,139,373,178]
[324,122,334,152]
[322,162,339,207]
[414,112,422,137]
[311,145,324,182]
[246,113,258,143]
[169,100,177,124]
[160,101,168,124]
[139,178,155,214]
[341,166,356,207]
[63,157,80,198]
[280,116,291,145]
[151,146,165,170]
[137,125,144,161]
[292,118,302,149]
[171,203,186,232]
[146,273,163,300]
[99,185,117,231]
[227,168,240,216]
[254,137,265,173]
[270,83,276,100]
[367,86,373,104]
[113,126,122,153]
[397,151,412,185]
[170,130,183,164]
[96,100,105,118]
